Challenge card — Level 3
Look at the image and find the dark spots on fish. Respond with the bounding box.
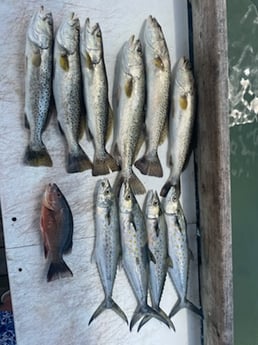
[12,217,17,222]
[60,54,69,71]
[154,221,160,237]
[18,268,22,272]
[32,52,41,67]
[154,56,164,71]
[85,52,93,70]
[179,95,188,110]
[125,76,133,98]
[105,209,111,226]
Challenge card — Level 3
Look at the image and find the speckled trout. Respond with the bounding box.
[112,36,145,195]
[160,57,195,197]
[53,13,92,173]
[24,6,53,167]
[89,179,128,325]
[80,19,119,176]
[135,15,171,177]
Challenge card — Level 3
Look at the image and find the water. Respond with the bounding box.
[228,0,258,343]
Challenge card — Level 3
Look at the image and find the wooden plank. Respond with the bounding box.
[0,1,202,344]
[190,0,233,344]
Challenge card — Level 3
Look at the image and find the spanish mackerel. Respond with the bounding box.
[163,186,202,318]
[89,179,128,325]
[119,182,170,331]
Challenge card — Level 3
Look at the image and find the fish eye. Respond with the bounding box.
[153,200,158,206]
[126,194,131,201]
[104,189,110,196]
[96,31,101,38]
[57,192,61,198]
[172,196,177,202]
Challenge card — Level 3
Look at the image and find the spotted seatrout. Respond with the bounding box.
[160,57,195,197]
[112,36,145,195]
[163,186,202,318]
[119,182,170,331]
[80,19,119,176]
[53,13,92,173]
[24,6,53,167]
[135,15,171,177]
[89,179,128,325]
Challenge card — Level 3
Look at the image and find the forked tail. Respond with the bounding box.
[67,144,92,173]
[134,152,163,177]
[113,170,146,197]
[88,296,128,325]
[137,306,176,332]
[169,297,202,318]
[92,151,120,176]
[23,144,52,167]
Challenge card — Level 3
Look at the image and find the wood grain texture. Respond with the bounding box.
[0,0,201,344]
[191,0,233,344]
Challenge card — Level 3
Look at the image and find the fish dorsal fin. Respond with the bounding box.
[60,54,69,71]
[159,117,168,145]
[105,104,113,141]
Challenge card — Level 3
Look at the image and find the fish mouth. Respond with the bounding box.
[39,6,53,26]
[145,190,160,219]
[68,12,80,31]
[128,35,142,56]
[164,186,179,215]
[181,56,192,70]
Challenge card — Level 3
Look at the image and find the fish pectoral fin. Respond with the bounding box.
[24,113,30,129]
[154,55,164,71]
[179,94,188,110]
[85,51,94,70]
[32,52,41,67]
[59,54,69,71]
[148,249,156,264]
[167,256,173,268]
[124,75,133,98]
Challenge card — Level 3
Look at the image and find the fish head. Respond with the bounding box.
[175,56,195,95]
[57,13,80,55]
[28,6,53,49]
[81,18,102,63]
[121,35,143,74]
[144,190,161,220]
[142,15,164,48]
[43,183,63,211]
[119,181,135,214]
[164,186,179,215]
[95,179,114,208]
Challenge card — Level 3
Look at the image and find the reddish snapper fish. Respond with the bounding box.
[40,183,73,282]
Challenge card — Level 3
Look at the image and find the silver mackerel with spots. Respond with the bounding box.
[53,13,91,173]
[119,182,170,331]
[89,179,127,325]
[24,6,53,167]
[164,186,201,317]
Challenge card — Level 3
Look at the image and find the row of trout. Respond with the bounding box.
[40,180,201,332]
[25,7,195,197]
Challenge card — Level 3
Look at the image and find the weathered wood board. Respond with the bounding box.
[0,0,202,344]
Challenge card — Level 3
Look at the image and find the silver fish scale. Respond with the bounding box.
[147,217,168,306]
[119,196,148,304]
[166,209,188,298]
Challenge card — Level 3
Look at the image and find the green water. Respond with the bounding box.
[228,0,258,343]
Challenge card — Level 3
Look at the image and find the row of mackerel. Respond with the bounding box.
[91,179,201,331]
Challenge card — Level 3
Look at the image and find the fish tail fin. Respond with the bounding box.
[130,304,170,331]
[169,298,202,318]
[88,297,128,325]
[137,306,175,332]
[160,179,181,198]
[134,153,163,177]
[23,144,52,167]
[92,151,120,176]
[47,259,73,282]
[128,171,146,195]
[67,145,92,173]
